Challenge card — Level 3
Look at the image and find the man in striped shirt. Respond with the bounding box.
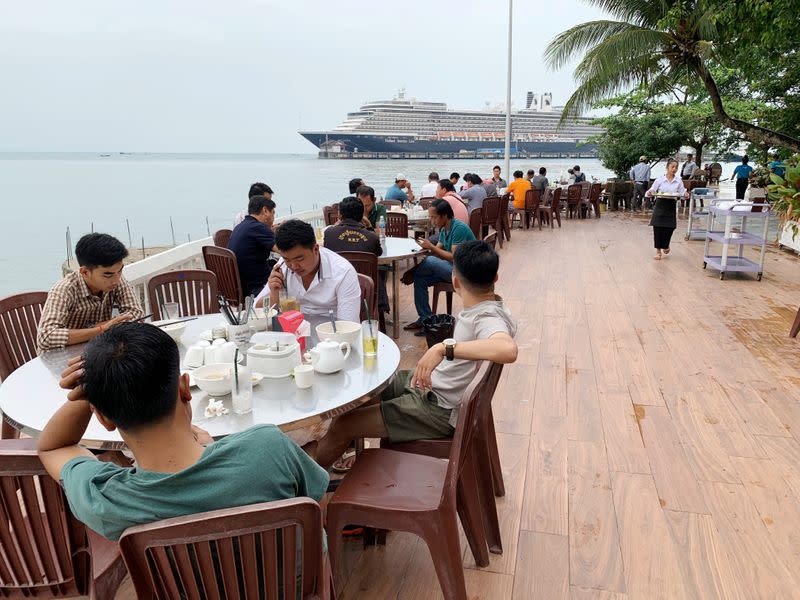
[37,233,143,354]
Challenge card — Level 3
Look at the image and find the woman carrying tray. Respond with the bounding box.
[645,158,689,260]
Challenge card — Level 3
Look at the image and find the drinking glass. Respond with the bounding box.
[361,320,378,356]
[163,302,180,321]
[231,364,253,415]
[279,289,300,312]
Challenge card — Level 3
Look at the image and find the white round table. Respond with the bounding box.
[379,237,429,339]
[0,315,400,449]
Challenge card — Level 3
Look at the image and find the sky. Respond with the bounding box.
[0,0,611,154]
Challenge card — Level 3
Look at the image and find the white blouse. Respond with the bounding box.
[647,175,686,197]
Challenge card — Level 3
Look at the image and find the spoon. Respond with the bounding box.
[328,309,337,333]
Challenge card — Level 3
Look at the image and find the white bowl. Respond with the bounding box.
[193,363,233,396]
[158,321,186,342]
[315,320,361,345]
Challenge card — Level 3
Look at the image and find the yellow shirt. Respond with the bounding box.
[507,178,532,209]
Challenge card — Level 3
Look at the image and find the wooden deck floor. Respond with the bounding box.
[117,210,800,599]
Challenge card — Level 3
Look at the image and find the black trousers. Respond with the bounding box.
[653,226,675,249]
[735,178,748,200]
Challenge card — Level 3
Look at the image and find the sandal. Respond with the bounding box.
[654,253,662,260]
[331,448,357,473]
[664,248,670,254]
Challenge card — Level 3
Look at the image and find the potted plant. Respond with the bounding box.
[769,155,800,251]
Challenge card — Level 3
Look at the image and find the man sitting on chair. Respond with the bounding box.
[37,323,328,541]
[317,240,517,468]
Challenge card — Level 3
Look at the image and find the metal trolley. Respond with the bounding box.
[702,203,771,280]
[684,187,717,240]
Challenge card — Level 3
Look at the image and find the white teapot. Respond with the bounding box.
[305,339,351,374]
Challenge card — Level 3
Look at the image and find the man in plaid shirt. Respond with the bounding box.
[37,233,143,354]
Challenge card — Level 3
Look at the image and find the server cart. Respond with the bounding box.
[702,203,771,280]
[684,188,718,240]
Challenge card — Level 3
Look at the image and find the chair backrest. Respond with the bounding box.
[441,362,504,509]
[0,439,91,597]
[580,182,591,200]
[379,200,401,209]
[0,292,48,380]
[482,197,500,225]
[337,252,378,317]
[213,229,232,249]
[567,184,582,204]
[552,187,563,207]
[323,206,339,227]
[357,274,378,321]
[147,270,220,321]
[484,231,497,250]
[468,208,483,239]
[499,194,511,214]
[418,198,434,209]
[202,246,243,307]
[524,189,541,212]
[385,212,408,238]
[119,498,326,600]
[589,183,602,202]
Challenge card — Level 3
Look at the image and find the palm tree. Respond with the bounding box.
[545,0,800,152]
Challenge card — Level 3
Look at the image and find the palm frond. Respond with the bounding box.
[689,6,719,42]
[544,20,648,70]
[582,0,670,27]
[573,28,670,82]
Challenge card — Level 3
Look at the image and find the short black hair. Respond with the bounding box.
[493,165,501,171]
[339,196,365,221]
[428,172,440,182]
[248,196,276,215]
[75,233,128,269]
[348,178,364,194]
[82,323,179,430]
[438,179,456,193]
[249,182,273,198]
[453,240,499,292]
[742,155,749,164]
[356,185,375,201]
[431,198,454,220]
[527,169,535,177]
[450,172,460,181]
[573,165,581,171]
[275,219,316,251]
[468,173,483,185]
[513,170,524,178]
[539,167,546,175]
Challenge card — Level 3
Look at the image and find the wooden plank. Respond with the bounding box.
[566,369,604,443]
[521,419,568,534]
[532,354,567,426]
[755,434,800,502]
[663,510,744,600]
[638,406,708,513]
[337,532,416,600]
[610,472,686,599]
[493,365,534,436]
[513,531,568,600]
[568,441,626,593]
[597,390,651,475]
[569,587,628,600]
[700,481,800,598]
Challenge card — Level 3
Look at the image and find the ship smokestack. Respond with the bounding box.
[542,92,553,112]
[526,92,533,110]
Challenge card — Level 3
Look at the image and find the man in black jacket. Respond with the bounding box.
[228,196,277,297]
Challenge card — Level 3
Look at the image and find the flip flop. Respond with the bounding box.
[664,248,671,254]
[331,448,357,473]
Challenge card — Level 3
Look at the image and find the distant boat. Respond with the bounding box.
[99,154,111,157]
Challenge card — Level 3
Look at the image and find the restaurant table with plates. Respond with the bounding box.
[0,314,400,449]
[378,236,429,339]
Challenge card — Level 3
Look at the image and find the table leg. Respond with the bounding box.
[392,263,400,339]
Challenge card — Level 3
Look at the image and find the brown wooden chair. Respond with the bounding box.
[147,270,219,321]
[212,229,232,248]
[481,196,500,243]
[379,200,402,210]
[0,291,48,439]
[202,245,243,308]
[484,231,498,250]
[525,189,542,230]
[0,438,127,598]
[566,184,583,219]
[327,362,500,599]
[323,205,339,227]
[589,182,603,218]
[418,197,435,209]
[119,498,330,600]
[509,193,528,230]
[538,187,562,228]
[432,282,454,315]
[468,207,483,239]
[790,306,800,338]
[337,252,385,333]
[357,274,379,323]
[385,212,408,238]
[497,194,512,245]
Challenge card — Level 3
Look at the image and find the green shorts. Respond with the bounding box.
[380,370,455,443]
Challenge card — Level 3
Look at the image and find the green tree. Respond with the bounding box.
[544,0,800,152]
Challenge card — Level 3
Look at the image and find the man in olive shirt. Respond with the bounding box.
[323,196,382,256]
[356,185,386,230]
[37,323,328,541]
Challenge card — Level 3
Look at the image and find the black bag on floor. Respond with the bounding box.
[422,314,456,349]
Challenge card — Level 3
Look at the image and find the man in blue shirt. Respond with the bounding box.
[228,196,276,296]
[385,173,415,205]
[730,155,754,200]
[404,199,475,335]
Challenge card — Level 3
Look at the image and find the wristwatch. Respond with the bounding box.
[443,338,457,361]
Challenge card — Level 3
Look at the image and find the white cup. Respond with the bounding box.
[185,344,205,368]
[204,345,218,365]
[294,364,314,389]
[218,341,238,363]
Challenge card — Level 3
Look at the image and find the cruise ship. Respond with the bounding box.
[299,89,601,158]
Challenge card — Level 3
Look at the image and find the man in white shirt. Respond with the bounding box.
[681,154,697,180]
[255,220,361,323]
[420,172,440,199]
[629,156,652,211]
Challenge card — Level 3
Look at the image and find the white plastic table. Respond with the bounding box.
[0,315,400,449]
[379,237,429,338]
